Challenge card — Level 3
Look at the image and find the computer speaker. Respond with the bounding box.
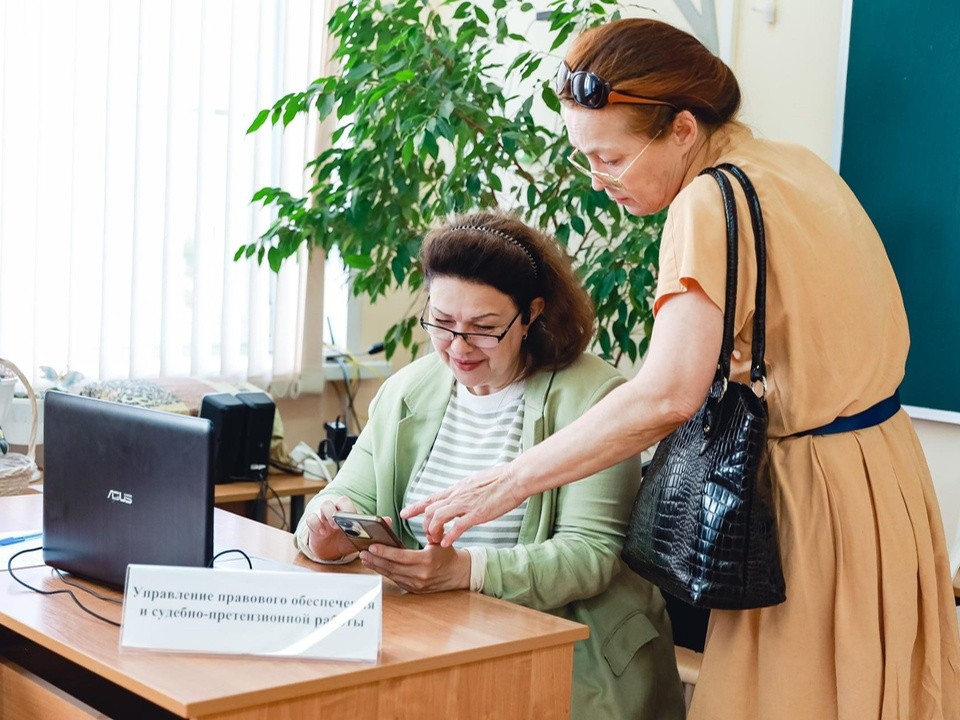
[199,393,246,484]
[235,391,276,482]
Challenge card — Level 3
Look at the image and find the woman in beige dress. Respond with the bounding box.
[404,18,960,720]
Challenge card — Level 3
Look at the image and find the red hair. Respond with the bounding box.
[562,18,741,136]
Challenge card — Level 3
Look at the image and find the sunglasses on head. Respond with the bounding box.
[555,62,676,110]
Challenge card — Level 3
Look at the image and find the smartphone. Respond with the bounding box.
[332,512,403,551]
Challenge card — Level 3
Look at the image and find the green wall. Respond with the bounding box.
[839,2,960,413]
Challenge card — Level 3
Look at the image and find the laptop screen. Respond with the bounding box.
[42,392,214,587]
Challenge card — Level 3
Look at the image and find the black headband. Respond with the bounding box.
[451,225,539,280]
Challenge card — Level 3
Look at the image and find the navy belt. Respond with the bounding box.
[792,390,901,438]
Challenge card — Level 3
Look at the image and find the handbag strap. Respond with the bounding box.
[698,167,740,390]
[697,164,768,393]
[717,163,767,387]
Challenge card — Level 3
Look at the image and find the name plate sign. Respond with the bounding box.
[120,565,382,661]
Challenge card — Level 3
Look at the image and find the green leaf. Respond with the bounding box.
[519,57,542,81]
[282,97,302,126]
[597,328,612,357]
[316,92,335,120]
[542,84,561,113]
[344,62,376,82]
[343,254,374,269]
[247,109,270,134]
[251,187,275,203]
[391,243,412,284]
[422,130,439,159]
[549,25,574,52]
[267,246,282,273]
[466,174,481,197]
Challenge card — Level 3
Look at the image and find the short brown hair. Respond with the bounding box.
[562,18,741,137]
[421,211,595,376]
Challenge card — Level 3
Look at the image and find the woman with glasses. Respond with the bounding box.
[294,210,686,719]
[406,18,960,720]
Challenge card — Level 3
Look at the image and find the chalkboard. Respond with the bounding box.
[839,2,960,414]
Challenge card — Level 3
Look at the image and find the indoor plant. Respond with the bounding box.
[238,0,665,364]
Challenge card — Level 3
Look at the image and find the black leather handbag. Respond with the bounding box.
[621,163,786,610]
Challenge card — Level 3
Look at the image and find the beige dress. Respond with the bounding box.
[654,123,960,719]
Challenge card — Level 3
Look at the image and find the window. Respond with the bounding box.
[0,0,332,396]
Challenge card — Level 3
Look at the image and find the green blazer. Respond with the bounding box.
[296,353,685,719]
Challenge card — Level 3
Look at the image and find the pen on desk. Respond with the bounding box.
[0,532,43,546]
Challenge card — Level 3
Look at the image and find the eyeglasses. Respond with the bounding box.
[419,304,521,349]
[567,129,663,192]
[556,62,676,110]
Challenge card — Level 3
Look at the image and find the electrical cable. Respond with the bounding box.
[249,475,289,531]
[314,437,333,468]
[332,354,362,433]
[321,331,388,471]
[323,338,377,434]
[333,414,345,472]
[8,547,264,630]
[324,322,359,434]
[209,548,253,569]
[7,547,121,627]
[265,481,289,531]
[53,568,123,604]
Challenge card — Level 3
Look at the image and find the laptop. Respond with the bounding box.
[43,392,214,587]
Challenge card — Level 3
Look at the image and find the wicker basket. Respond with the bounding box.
[0,358,39,496]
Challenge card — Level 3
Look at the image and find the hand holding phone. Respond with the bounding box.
[304,496,365,561]
[332,512,403,551]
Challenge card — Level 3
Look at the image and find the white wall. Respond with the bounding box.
[729,0,845,161]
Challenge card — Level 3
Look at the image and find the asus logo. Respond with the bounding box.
[106,490,133,505]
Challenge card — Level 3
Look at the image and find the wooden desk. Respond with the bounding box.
[0,495,586,719]
[213,473,325,529]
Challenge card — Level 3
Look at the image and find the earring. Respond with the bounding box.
[522,331,528,340]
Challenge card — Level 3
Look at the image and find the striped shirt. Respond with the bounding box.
[404,380,528,549]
